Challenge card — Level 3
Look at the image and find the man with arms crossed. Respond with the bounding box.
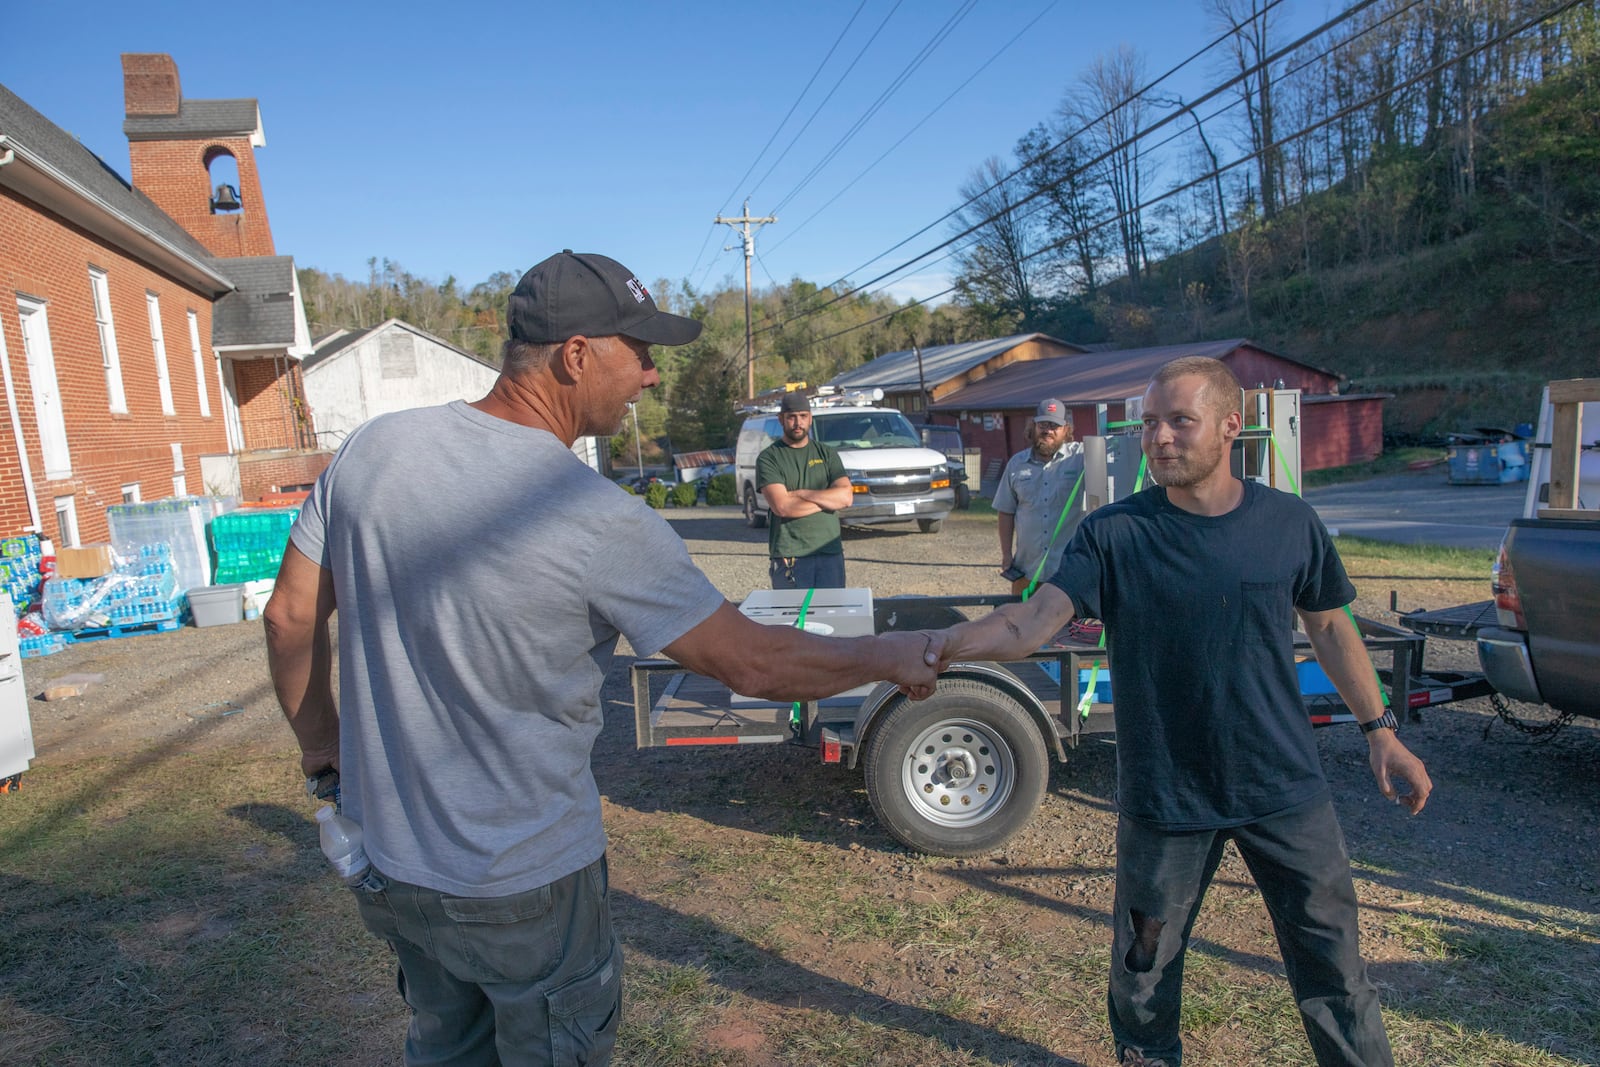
[924,356,1431,1067]
[994,397,1086,595]
[758,390,854,589]
[265,251,939,1067]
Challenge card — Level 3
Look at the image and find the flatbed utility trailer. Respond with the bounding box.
[630,595,1493,857]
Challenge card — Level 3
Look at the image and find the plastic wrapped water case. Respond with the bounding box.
[188,584,244,627]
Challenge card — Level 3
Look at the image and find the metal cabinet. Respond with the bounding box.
[0,594,35,783]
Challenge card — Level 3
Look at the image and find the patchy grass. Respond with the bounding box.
[1333,535,1497,579]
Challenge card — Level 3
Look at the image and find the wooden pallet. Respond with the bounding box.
[67,616,183,643]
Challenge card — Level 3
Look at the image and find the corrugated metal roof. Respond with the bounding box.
[124,98,260,140]
[0,80,221,272]
[828,332,1084,392]
[673,449,733,471]
[212,256,297,347]
[931,339,1270,411]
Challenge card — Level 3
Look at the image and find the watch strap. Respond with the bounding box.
[1359,710,1399,734]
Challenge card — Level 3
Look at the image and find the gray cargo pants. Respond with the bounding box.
[352,854,621,1067]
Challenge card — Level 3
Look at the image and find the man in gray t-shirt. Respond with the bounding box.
[265,251,940,1066]
[993,398,1086,596]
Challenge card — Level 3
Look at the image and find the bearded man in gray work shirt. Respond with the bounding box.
[994,397,1087,595]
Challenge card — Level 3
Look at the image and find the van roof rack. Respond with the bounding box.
[736,385,885,415]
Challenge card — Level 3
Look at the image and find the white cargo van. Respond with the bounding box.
[735,390,955,533]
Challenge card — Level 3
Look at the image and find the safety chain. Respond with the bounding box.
[1484,692,1575,742]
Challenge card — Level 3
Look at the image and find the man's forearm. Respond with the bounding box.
[940,586,1075,665]
[265,618,340,774]
[1299,610,1387,722]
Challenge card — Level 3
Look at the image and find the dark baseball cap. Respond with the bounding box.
[1034,398,1068,425]
[507,251,702,346]
[779,391,811,414]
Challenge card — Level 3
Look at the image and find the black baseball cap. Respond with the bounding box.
[507,251,702,346]
[779,391,811,414]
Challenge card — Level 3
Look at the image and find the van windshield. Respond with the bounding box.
[813,411,923,450]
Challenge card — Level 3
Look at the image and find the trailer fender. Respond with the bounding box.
[846,662,1067,770]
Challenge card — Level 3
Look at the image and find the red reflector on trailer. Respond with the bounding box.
[821,739,842,763]
[1408,691,1430,708]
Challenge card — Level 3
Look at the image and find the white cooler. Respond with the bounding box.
[732,587,876,705]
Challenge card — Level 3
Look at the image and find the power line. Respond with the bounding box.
[755,0,1363,337]
[745,0,906,204]
[766,0,1059,256]
[767,0,980,217]
[782,0,1588,354]
[712,0,871,218]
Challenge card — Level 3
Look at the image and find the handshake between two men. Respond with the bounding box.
[660,585,1076,709]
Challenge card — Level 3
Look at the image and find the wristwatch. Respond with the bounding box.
[1359,710,1399,734]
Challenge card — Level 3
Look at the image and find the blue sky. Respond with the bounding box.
[5,1,1324,306]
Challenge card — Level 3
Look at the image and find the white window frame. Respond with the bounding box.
[53,495,78,548]
[172,474,187,497]
[186,310,211,417]
[89,268,128,413]
[146,292,175,416]
[121,482,141,504]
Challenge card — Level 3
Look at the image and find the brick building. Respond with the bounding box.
[0,54,326,546]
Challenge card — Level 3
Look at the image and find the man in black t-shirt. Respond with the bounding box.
[922,357,1431,1067]
[756,391,853,589]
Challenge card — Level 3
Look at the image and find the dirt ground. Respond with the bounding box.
[14,505,1600,1065]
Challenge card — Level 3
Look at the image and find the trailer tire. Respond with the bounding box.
[743,485,767,528]
[917,517,943,534]
[863,680,1048,857]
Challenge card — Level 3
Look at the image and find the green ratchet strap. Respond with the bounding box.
[1342,603,1392,709]
[1073,454,1148,719]
[790,586,816,729]
[1243,424,1302,498]
[1021,469,1086,602]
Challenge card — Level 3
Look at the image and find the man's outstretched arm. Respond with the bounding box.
[932,583,1077,669]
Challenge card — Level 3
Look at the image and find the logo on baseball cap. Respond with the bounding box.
[507,251,702,346]
[1035,399,1068,425]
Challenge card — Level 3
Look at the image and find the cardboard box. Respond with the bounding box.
[56,544,116,579]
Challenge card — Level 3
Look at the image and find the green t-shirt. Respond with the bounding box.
[756,438,847,559]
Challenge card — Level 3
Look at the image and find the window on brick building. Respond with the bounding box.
[146,292,176,415]
[187,310,211,417]
[16,296,72,479]
[89,268,128,413]
[53,496,78,549]
[121,483,141,504]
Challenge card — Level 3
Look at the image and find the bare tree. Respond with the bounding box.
[1068,45,1154,288]
[949,156,1050,323]
[1211,0,1283,219]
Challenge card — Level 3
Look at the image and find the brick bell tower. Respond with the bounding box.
[121,53,277,258]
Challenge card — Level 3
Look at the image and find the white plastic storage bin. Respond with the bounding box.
[188,584,244,627]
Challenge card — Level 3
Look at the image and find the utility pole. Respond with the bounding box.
[714,199,776,400]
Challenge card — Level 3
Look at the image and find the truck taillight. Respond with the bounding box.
[1491,541,1526,629]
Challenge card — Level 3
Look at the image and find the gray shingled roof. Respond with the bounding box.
[828,332,1084,393]
[212,256,297,347]
[303,325,378,370]
[0,80,223,277]
[125,98,260,140]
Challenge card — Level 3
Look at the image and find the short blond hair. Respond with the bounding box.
[1149,356,1242,419]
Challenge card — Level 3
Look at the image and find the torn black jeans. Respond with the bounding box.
[1107,798,1392,1067]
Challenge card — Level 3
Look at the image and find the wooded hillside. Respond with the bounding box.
[297,0,1599,454]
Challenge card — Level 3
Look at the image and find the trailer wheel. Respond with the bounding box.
[863,680,1048,857]
[743,485,767,528]
[917,517,943,534]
